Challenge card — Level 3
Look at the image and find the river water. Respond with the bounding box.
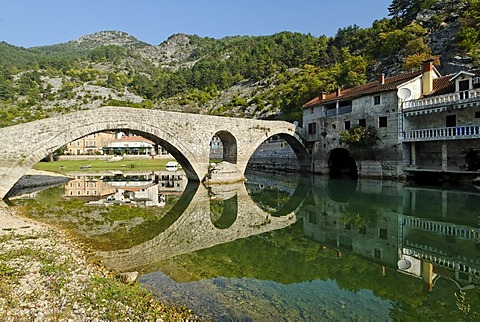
[9,170,480,321]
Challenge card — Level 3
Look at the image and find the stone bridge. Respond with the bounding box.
[0,106,309,199]
[96,181,304,272]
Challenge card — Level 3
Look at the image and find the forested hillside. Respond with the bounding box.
[0,0,479,127]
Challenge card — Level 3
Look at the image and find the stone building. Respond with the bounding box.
[302,60,480,180]
[66,131,116,155]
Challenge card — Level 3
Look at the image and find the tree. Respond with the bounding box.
[339,125,380,159]
[388,0,436,25]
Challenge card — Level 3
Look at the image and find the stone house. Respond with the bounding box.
[302,60,480,180]
[66,131,116,155]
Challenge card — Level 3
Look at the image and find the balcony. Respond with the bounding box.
[403,88,480,115]
[322,105,352,117]
[403,125,480,142]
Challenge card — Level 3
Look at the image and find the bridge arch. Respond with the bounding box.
[33,122,200,180]
[244,131,311,173]
[211,130,237,164]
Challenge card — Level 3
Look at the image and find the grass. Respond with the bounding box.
[0,229,198,321]
[33,158,176,173]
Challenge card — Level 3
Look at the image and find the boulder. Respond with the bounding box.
[117,271,139,284]
[203,161,245,185]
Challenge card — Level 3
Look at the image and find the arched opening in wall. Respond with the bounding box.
[210,131,237,164]
[246,133,310,173]
[328,148,358,179]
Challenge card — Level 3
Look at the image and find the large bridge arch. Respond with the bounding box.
[0,120,205,199]
[0,106,307,199]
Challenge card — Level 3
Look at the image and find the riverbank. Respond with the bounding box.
[0,206,199,321]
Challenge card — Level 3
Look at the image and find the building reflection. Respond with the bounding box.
[296,178,480,289]
[64,171,187,207]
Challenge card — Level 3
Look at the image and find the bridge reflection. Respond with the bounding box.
[95,173,307,272]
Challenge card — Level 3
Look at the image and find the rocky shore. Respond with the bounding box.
[0,205,198,321]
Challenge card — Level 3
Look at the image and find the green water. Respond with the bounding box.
[9,170,480,321]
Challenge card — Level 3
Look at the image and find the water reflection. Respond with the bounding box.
[64,171,186,207]
[301,178,480,288]
[97,179,298,273]
[9,170,480,321]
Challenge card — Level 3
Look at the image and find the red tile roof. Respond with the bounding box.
[303,68,480,109]
[426,69,480,97]
[302,70,423,109]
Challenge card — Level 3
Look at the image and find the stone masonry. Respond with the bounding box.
[0,106,309,199]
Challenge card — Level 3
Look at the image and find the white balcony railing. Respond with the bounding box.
[403,88,480,111]
[404,125,480,142]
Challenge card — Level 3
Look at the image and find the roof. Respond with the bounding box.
[303,68,480,109]
[112,136,155,145]
[425,69,480,97]
[302,70,423,109]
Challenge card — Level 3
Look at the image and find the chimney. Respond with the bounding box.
[336,87,341,97]
[378,73,385,85]
[422,59,434,96]
[319,92,326,100]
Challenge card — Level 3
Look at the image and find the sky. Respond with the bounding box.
[0,0,392,48]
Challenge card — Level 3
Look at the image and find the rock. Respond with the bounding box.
[203,161,245,185]
[117,271,139,284]
[207,182,243,200]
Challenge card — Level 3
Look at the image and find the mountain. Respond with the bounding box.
[0,0,478,128]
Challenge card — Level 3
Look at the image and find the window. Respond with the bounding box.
[459,80,470,99]
[459,79,470,91]
[378,116,387,128]
[344,121,351,130]
[379,228,388,239]
[310,107,314,114]
[446,115,456,127]
[359,119,366,127]
[374,95,381,105]
[374,249,381,259]
[475,111,480,118]
[359,226,367,235]
[309,212,317,224]
[308,122,317,135]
